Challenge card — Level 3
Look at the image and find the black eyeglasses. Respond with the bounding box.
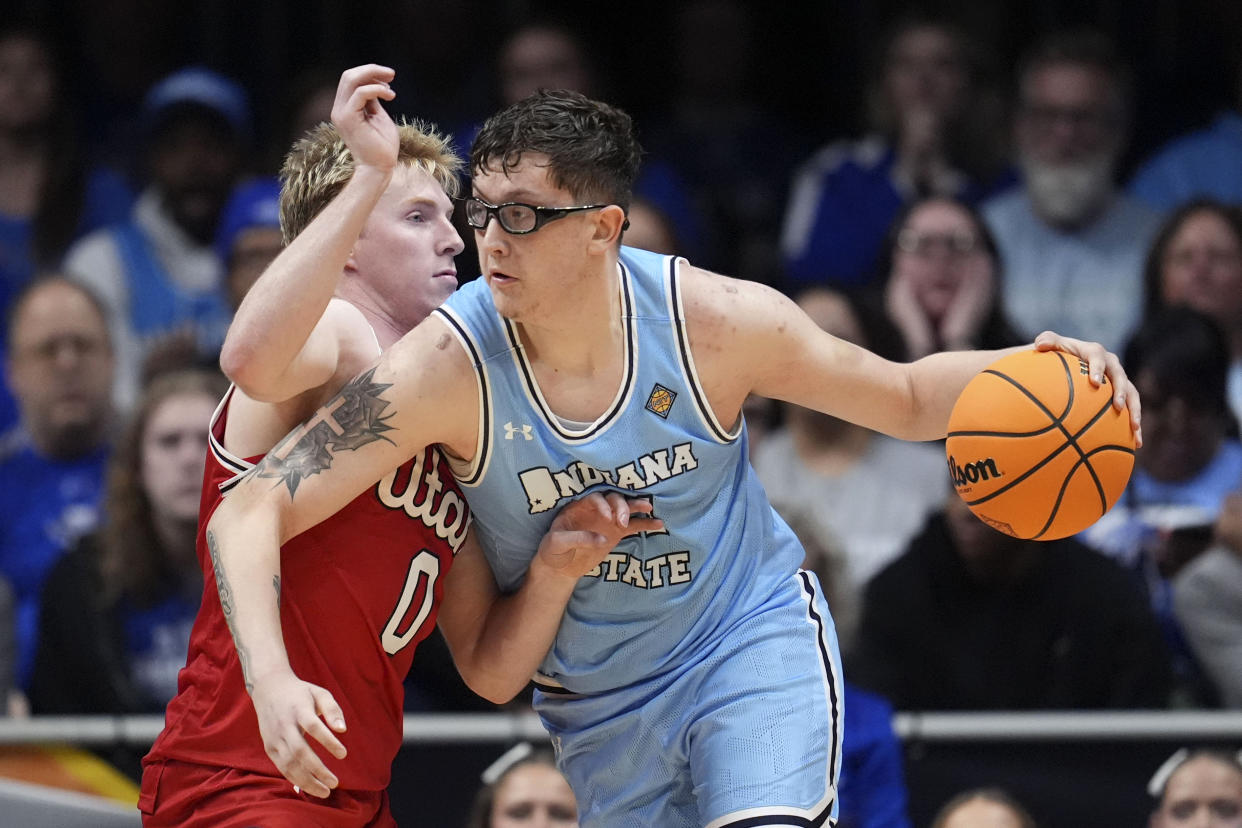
[463,196,610,235]
[896,228,980,258]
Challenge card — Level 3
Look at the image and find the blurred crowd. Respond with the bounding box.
[3,0,1242,825]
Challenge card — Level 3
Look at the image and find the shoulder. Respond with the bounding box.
[385,312,475,391]
[64,226,122,270]
[679,263,794,327]
[64,230,127,303]
[677,264,805,369]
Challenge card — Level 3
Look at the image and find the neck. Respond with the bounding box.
[336,282,407,350]
[516,257,624,375]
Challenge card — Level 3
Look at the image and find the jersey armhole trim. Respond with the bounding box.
[209,386,256,494]
[432,306,491,486]
[667,259,742,443]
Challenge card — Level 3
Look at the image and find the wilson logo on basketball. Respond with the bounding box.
[947,455,1002,488]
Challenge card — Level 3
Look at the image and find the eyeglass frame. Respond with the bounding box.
[895,227,981,258]
[463,196,619,235]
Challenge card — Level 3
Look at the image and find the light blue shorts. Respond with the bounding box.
[535,570,843,828]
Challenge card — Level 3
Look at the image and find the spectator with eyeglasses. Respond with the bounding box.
[876,195,1023,360]
[780,13,1013,293]
[0,276,115,699]
[981,29,1163,353]
[1140,199,1242,428]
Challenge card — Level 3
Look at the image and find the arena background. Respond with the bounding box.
[7,0,1242,825]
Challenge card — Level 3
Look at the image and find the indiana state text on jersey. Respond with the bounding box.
[517,441,699,514]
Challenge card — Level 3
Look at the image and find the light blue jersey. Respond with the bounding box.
[437,247,842,827]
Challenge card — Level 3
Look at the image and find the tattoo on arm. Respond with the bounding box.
[207,528,254,693]
[273,574,281,608]
[253,367,397,498]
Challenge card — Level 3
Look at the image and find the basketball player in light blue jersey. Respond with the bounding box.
[209,77,1144,827]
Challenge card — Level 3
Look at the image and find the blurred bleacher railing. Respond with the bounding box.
[1,709,1240,746]
[4,711,1241,825]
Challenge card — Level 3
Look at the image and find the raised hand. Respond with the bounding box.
[249,670,348,798]
[536,491,663,579]
[330,64,399,174]
[885,264,936,359]
[938,252,995,350]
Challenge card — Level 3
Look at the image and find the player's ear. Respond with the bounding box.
[591,204,628,247]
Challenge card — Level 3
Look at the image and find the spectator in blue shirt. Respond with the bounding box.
[0,276,115,689]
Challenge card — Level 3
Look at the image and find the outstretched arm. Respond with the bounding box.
[681,264,1142,444]
[220,64,400,402]
[437,492,663,704]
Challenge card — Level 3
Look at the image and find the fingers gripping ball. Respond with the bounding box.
[945,349,1136,540]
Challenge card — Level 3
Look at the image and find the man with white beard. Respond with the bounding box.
[982,30,1162,353]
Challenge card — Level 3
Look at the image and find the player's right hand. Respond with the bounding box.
[250,670,348,798]
[535,491,663,579]
[331,64,399,174]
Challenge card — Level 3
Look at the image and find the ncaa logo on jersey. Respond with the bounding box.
[645,384,676,419]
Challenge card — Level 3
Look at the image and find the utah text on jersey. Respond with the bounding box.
[517,441,699,514]
[375,447,472,554]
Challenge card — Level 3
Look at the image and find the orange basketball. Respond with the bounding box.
[945,348,1136,540]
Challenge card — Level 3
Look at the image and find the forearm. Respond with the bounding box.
[452,561,577,704]
[220,165,392,393]
[205,505,291,693]
[900,344,1027,441]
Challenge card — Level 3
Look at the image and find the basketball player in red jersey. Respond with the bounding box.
[140,66,657,828]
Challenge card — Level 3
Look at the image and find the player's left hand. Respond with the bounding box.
[1034,331,1142,446]
[536,492,664,579]
[250,669,347,798]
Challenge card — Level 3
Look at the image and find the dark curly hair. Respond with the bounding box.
[471,89,642,210]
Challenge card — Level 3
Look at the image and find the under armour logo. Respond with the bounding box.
[504,422,533,440]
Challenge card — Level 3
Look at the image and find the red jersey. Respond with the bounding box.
[144,388,471,791]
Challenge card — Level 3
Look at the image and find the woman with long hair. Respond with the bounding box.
[30,368,225,713]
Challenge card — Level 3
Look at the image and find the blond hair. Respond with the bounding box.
[279,119,462,243]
